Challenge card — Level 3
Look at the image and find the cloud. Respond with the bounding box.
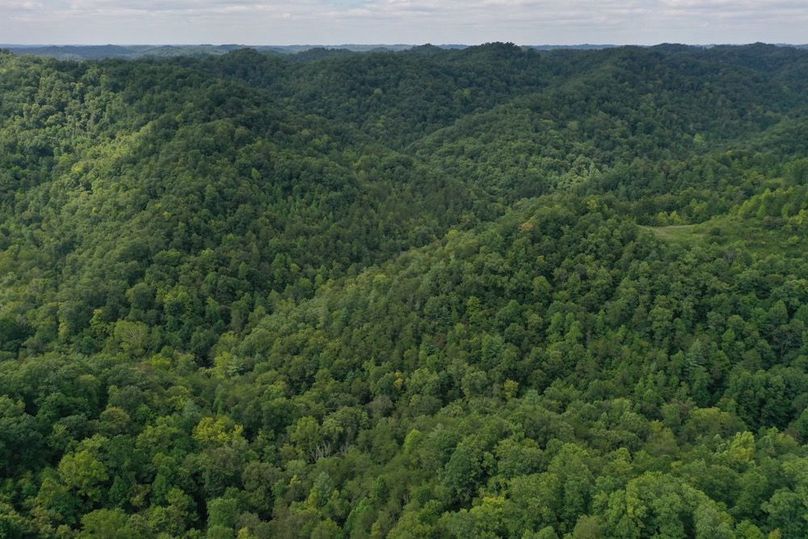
[1,0,806,45]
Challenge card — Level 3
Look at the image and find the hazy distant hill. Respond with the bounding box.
[6,42,805,61]
[2,44,249,60]
[1,42,631,60]
[1,43,425,59]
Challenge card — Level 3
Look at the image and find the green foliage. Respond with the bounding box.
[0,43,807,537]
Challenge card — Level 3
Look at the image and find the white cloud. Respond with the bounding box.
[0,0,806,44]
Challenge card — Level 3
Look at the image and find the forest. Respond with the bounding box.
[0,43,807,538]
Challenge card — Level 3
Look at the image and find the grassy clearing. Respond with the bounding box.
[643,220,807,258]
[641,224,703,243]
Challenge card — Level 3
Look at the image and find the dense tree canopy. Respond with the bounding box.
[0,43,807,537]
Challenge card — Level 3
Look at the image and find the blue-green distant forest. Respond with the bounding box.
[1,43,597,61]
[1,43,807,538]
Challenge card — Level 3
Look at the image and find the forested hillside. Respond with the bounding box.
[0,43,807,538]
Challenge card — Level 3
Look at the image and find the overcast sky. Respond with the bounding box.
[1,0,806,46]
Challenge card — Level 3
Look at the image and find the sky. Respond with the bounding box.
[1,0,806,46]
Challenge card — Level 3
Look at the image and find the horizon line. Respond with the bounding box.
[3,41,807,48]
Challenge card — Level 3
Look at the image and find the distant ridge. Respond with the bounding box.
[1,44,422,60]
[1,43,621,60]
[3,42,806,60]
